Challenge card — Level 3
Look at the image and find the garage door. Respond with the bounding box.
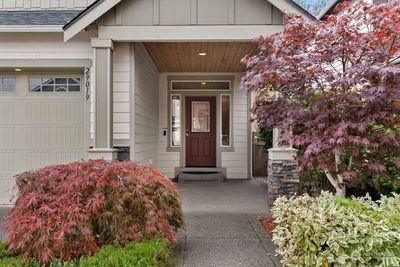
[0,73,87,204]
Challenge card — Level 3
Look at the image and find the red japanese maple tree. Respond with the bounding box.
[241,1,400,196]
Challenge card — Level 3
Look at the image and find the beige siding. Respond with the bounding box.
[0,32,93,60]
[158,73,180,178]
[0,0,94,10]
[221,74,249,179]
[104,0,284,26]
[132,43,159,165]
[113,42,130,141]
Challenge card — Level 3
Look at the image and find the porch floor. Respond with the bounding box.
[175,179,281,267]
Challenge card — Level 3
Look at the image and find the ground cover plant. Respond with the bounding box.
[272,192,400,267]
[5,160,183,264]
[0,239,174,267]
[242,0,400,196]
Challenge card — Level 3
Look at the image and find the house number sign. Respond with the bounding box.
[85,67,90,101]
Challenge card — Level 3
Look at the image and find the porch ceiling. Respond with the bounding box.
[143,42,258,73]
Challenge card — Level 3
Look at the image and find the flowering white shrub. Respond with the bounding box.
[272,192,400,267]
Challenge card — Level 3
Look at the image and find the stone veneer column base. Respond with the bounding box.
[267,148,299,206]
[88,148,118,161]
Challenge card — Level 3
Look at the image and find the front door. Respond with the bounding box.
[185,97,216,167]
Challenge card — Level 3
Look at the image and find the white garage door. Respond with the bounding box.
[0,73,87,204]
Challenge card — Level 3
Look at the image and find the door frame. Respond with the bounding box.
[165,75,236,169]
[185,96,217,167]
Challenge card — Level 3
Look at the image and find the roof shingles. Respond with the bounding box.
[0,10,81,26]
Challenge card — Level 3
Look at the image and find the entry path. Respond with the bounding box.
[175,179,281,267]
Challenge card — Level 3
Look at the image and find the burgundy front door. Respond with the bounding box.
[185,97,216,167]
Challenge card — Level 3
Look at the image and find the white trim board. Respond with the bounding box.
[0,59,92,68]
[64,0,122,42]
[0,25,63,32]
[98,25,284,41]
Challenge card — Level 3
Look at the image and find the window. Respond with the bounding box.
[0,77,16,93]
[29,77,81,93]
[221,94,231,147]
[191,101,210,133]
[171,94,181,147]
[171,80,231,91]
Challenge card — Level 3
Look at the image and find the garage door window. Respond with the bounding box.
[0,77,15,93]
[29,77,81,93]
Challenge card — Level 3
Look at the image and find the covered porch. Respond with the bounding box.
[63,0,305,181]
[91,40,258,179]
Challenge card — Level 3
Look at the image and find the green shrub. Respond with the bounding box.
[272,192,400,267]
[0,239,173,267]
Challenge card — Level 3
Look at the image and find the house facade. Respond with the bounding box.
[0,0,312,204]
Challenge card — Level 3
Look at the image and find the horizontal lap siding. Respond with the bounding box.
[158,74,179,178]
[0,32,93,59]
[113,43,130,141]
[222,74,249,179]
[133,43,159,165]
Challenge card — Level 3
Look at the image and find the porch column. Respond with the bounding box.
[88,39,117,160]
[267,128,299,206]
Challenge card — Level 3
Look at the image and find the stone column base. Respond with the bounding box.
[88,148,118,161]
[267,148,299,206]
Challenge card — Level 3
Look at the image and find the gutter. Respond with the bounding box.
[0,25,63,32]
[63,0,102,30]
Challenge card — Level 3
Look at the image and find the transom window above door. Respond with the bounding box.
[171,80,231,91]
[29,77,81,93]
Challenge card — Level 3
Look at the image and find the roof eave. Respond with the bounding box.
[0,25,63,32]
[317,0,340,19]
[63,0,122,42]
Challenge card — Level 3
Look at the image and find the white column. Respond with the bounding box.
[268,128,297,160]
[88,38,118,160]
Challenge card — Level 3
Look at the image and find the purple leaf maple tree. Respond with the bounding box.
[241,0,400,196]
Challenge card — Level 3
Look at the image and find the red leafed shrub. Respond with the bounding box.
[5,160,183,264]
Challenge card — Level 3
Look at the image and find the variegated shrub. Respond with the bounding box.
[272,192,400,267]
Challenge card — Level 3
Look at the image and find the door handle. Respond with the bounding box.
[186,129,189,136]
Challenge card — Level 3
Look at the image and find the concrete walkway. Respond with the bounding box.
[175,179,280,267]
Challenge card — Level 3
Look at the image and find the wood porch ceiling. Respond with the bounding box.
[143,42,258,73]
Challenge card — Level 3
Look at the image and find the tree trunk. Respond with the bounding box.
[335,185,346,197]
[325,171,346,197]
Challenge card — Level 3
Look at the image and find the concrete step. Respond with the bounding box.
[178,171,225,182]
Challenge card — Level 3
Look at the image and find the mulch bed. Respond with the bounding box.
[259,217,276,237]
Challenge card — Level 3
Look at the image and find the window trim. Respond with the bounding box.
[28,75,82,94]
[220,94,232,148]
[170,94,182,148]
[0,76,16,94]
[170,80,232,91]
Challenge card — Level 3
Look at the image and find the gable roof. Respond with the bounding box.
[63,0,315,41]
[0,10,80,26]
